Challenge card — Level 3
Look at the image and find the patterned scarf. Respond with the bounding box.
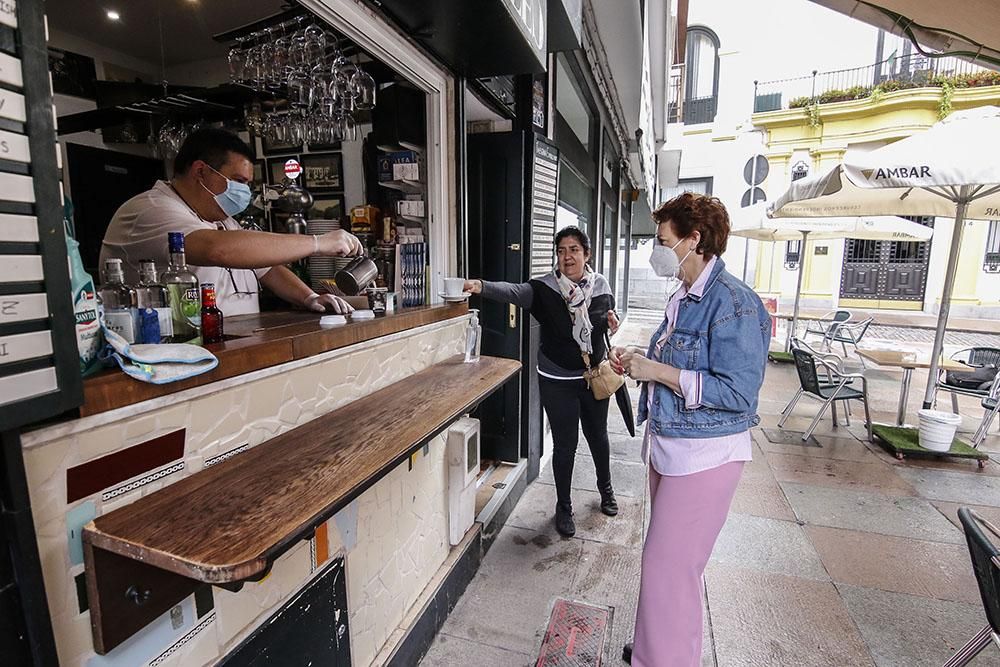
[555,266,595,355]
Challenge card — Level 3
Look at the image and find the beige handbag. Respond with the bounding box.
[582,347,625,401]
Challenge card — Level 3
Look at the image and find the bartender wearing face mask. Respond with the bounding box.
[100,127,362,316]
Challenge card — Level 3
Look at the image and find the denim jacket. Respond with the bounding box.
[637,258,772,438]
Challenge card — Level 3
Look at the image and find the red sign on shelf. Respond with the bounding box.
[284,159,302,180]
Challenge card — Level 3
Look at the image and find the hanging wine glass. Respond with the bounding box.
[351,68,377,110]
[303,22,327,63]
[228,37,248,83]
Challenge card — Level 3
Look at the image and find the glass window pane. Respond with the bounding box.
[556,55,591,151]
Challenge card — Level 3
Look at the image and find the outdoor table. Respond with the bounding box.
[856,349,970,425]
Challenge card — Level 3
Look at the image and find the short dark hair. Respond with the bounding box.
[173,127,254,175]
[554,225,591,254]
[652,192,731,258]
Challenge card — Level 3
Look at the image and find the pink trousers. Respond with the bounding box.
[631,461,744,667]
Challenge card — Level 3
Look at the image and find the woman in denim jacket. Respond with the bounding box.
[611,193,771,666]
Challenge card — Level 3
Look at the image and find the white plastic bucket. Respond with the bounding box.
[917,409,963,452]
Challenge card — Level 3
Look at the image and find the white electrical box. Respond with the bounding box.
[446,416,480,545]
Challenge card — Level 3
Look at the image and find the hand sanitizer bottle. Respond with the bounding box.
[465,309,481,363]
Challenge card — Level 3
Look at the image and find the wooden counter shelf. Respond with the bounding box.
[81,354,520,654]
[78,303,467,417]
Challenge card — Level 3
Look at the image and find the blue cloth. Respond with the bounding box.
[637,258,772,438]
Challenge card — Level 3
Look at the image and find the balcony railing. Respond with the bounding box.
[666,63,718,124]
[753,54,996,113]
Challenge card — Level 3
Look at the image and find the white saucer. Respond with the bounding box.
[439,291,471,302]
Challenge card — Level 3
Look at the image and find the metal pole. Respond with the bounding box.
[786,230,809,352]
[923,192,969,408]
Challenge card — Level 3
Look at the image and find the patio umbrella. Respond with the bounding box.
[731,202,933,350]
[769,106,1000,407]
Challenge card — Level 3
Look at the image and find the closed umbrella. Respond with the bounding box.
[731,202,933,350]
[769,106,1000,407]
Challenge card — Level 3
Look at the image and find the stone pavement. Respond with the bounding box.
[419,312,1000,667]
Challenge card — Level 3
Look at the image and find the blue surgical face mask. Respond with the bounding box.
[202,164,252,217]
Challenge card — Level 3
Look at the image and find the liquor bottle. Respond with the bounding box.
[100,258,139,343]
[137,260,174,343]
[162,232,201,343]
[200,283,225,344]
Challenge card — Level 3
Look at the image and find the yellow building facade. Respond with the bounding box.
[752,86,1000,318]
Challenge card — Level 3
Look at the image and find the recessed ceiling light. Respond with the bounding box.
[106,10,121,21]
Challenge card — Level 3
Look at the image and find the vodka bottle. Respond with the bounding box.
[161,232,201,343]
[137,260,174,343]
[100,258,139,343]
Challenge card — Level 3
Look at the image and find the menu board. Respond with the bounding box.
[529,135,558,278]
[0,1,83,428]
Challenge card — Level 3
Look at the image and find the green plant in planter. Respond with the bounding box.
[806,102,822,127]
[939,80,955,119]
[789,96,811,109]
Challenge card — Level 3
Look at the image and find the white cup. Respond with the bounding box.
[444,277,465,297]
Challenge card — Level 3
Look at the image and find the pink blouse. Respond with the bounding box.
[641,257,753,476]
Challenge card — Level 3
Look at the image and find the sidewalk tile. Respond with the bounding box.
[895,467,1000,506]
[570,541,643,665]
[839,584,1000,667]
[507,482,643,548]
[805,526,980,604]
[767,453,917,496]
[729,449,796,521]
[711,513,829,581]
[438,525,582,657]
[420,633,533,667]
[704,565,873,667]
[759,432,879,463]
[607,431,643,462]
[536,453,648,498]
[782,483,964,544]
[932,501,1000,531]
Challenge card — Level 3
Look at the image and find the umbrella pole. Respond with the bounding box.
[922,195,969,409]
[786,231,809,353]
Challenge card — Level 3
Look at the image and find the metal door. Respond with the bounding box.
[840,216,934,304]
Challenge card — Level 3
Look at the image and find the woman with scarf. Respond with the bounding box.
[610,193,771,666]
[463,226,619,537]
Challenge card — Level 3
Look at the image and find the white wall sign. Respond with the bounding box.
[0,52,23,88]
[0,293,48,324]
[0,213,38,242]
[0,367,58,407]
[0,1,15,30]
[0,255,43,282]
[0,88,26,123]
[0,171,36,202]
[0,330,52,365]
[0,128,30,163]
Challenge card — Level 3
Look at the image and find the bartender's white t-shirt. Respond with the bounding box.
[99,180,271,317]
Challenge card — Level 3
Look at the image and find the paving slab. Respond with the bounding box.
[536,451,648,498]
[759,432,880,463]
[606,430,643,462]
[711,513,829,581]
[782,482,965,544]
[932,501,1000,532]
[420,633,534,667]
[507,482,644,548]
[570,540,642,666]
[728,447,796,521]
[704,565,874,667]
[438,525,583,657]
[838,584,1000,667]
[805,525,980,604]
[767,452,918,496]
[895,467,1000,506]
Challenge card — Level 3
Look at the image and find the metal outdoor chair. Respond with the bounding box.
[942,508,1000,667]
[935,347,1000,415]
[779,339,855,423]
[779,346,873,442]
[803,309,853,350]
[826,316,874,367]
[971,375,1000,449]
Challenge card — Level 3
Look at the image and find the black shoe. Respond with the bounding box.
[622,641,633,664]
[555,503,576,537]
[600,486,619,516]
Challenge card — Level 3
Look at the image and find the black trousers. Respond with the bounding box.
[538,376,613,509]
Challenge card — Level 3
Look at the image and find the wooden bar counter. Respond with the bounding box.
[80,303,468,417]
